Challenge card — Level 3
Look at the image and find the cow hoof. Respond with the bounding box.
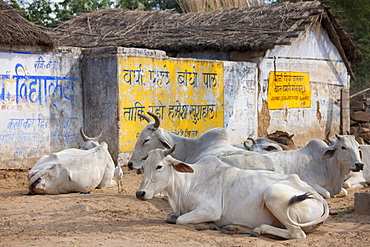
[80,191,90,194]
[250,232,260,237]
[166,212,177,224]
[191,223,211,230]
[210,223,220,231]
[221,225,236,235]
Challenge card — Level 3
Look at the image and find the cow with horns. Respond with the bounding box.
[128,112,283,174]
[28,128,115,195]
[136,146,329,239]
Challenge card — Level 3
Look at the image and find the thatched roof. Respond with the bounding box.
[51,1,364,78]
[0,0,56,49]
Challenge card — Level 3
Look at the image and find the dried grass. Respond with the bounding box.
[50,1,363,64]
[0,0,56,49]
[176,0,267,13]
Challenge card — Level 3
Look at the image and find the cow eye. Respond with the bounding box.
[142,155,148,161]
[156,165,162,170]
[143,139,149,145]
[341,146,347,150]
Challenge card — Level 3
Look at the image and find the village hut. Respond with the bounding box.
[52,1,363,76]
[50,1,365,149]
[0,0,56,51]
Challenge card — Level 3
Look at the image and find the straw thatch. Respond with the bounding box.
[0,0,56,49]
[51,1,364,69]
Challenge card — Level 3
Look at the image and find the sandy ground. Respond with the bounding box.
[1,168,370,247]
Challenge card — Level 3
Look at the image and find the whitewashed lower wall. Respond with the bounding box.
[224,62,258,144]
[0,47,83,169]
[258,27,349,146]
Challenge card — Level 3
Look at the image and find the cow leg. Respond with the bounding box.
[221,225,253,235]
[252,224,306,239]
[308,183,331,198]
[337,188,347,197]
[166,212,214,230]
[175,207,221,230]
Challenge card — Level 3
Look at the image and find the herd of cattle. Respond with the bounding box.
[27,112,370,239]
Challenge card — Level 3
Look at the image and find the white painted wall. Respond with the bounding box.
[257,26,349,146]
[0,47,83,169]
[224,62,258,144]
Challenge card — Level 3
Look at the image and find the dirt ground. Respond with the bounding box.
[1,168,370,247]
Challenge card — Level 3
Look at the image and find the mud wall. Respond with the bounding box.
[0,47,83,169]
[257,26,349,147]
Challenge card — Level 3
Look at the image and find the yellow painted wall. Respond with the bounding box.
[118,57,224,152]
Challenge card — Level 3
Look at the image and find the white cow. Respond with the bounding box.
[263,135,364,198]
[79,127,102,150]
[128,112,282,174]
[343,144,370,188]
[324,131,369,189]
[136,147,329,239]
[28,129,115,195]
[240,137,284,153]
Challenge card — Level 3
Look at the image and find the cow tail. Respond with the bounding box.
[288,192,313,206]
[286,192,329,228]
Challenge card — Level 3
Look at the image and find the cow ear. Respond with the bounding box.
[264,145,279,151]
[322,148,336,160]
[172,162,194,173]
[156,130,172,149]
[160,140,172,149]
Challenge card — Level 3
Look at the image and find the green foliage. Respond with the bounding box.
[329,0,370,92]
[114,0,180,11]
[55,0,115,23]
[26,0,57,27]
[5,0,26,9]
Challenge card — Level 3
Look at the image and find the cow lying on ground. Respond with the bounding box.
[128,112,282,174]
[136,146,329,240]
[263,135,364,198]
[343,144,370,188]
[28,129,115,195]
[325,130,369,189]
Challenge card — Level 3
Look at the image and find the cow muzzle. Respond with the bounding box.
[136,190,147,201]
[128,161,134,170]
[352,162,364,172]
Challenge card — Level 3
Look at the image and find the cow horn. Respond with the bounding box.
[335,134,342,140]
[95,131,102,140]
[80,127,88,141]
[325,131,331,144]
[243,138,255,150]
[138,113,151,123]
[288,134,294,138]
[247,137,257,145]
[147,112,160,128]
[163,144,176,157]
